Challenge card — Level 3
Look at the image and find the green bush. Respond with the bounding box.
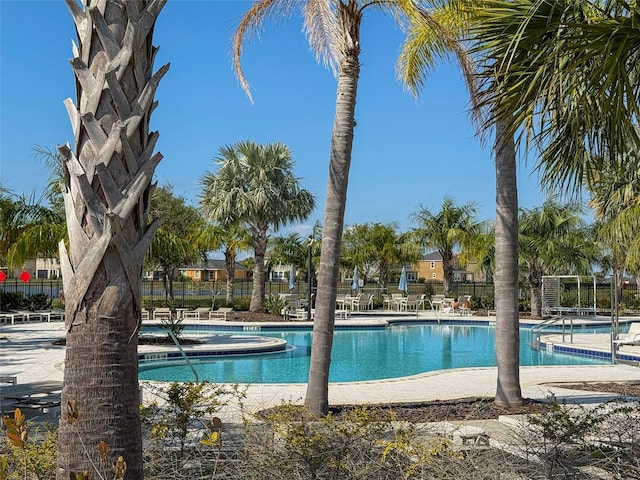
[0,292,50,311]
[141,381,244,456]
[231,297,250,311]
[2,409,57,480]
[0,291,25,310]
[263,295,288,315]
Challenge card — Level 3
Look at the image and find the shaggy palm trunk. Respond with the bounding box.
[305,4,361,417]
[529,268,543,317]
[224,248,236,304]
[56,1,167,478]
[441,250,454,294]
[494,118,523,407]
[249,223,268,312]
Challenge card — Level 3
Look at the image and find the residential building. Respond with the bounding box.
[414,252,485,283]
[21,257,61,279]
[179,259,251,282]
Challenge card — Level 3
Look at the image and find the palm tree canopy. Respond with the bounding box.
[466,0,640,192]
[518,200,595,275]
[199,141,315,230]
[411,196,486,255]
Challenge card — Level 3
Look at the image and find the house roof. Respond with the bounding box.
[421,251,443,261]
[180,259,249,271]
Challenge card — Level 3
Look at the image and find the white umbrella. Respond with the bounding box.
[398,266,408,294]
[289,264,295,291]
[351,266,359,292]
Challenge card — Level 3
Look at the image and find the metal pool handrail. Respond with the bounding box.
[166,329,199,382]
[530,316,575,350]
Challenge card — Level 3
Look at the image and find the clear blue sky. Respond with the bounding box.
[1,0,545,235]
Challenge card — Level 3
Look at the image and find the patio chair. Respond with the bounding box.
[365,293,374,310]
[402,294,420,311]
[614,323,640,346]
[391,293,404,311]
[352,293,370,311]
[382,294,393,310]
[417,294,427,310]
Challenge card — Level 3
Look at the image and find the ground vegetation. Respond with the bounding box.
[3,383,638,479]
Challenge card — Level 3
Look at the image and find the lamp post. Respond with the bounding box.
[307,236,313,321]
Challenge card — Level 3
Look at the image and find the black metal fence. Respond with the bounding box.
[0,277,635,311]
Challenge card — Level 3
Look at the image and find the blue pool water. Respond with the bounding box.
[138,323,610,383]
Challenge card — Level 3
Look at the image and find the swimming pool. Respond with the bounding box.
[138,323,610,383]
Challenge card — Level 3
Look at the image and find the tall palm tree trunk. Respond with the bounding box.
[305,4,361,416]
[441,250,454,293]
[224,247,236,304]
[56,1,167,478]
[250,224,268,311]
[494,117,523,407]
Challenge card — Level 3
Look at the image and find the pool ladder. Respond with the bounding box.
[530,316,575,351]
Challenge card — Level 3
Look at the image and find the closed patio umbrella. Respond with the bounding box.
[289,264,295,291]
[351,266,359,293]
[398,266,408,294]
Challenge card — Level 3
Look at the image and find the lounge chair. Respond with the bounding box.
[614,323,640,346]
[0,311,25,325]
[38,309,65,322]
[210,307,233,320]
[152,307,172,321]
[0,381,62,417]
[458,295,472,316]
[16,310,43,322]
[183,307,213,320]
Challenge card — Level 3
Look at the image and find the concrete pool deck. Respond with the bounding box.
[1,312,639,418]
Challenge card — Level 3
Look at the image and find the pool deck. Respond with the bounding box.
[1,311,639,419]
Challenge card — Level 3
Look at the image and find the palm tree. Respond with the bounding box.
[464,0,638,406]
[193,222,253,305]
[586,143,640,309]
[411,196,486,293]
[492,121,523,407]
[401,4,524,407]
[342,222,419,289]
[56,1,167,477]
[199,141,315,312]
[0,189,64,270]
[519,200,594,317]
[233,0,477,416]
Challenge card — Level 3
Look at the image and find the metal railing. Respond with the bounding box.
[530,316,575,350]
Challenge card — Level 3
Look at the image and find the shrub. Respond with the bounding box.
[141,381,245,457]
[2,410,57,480]
[263,295,288,315]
